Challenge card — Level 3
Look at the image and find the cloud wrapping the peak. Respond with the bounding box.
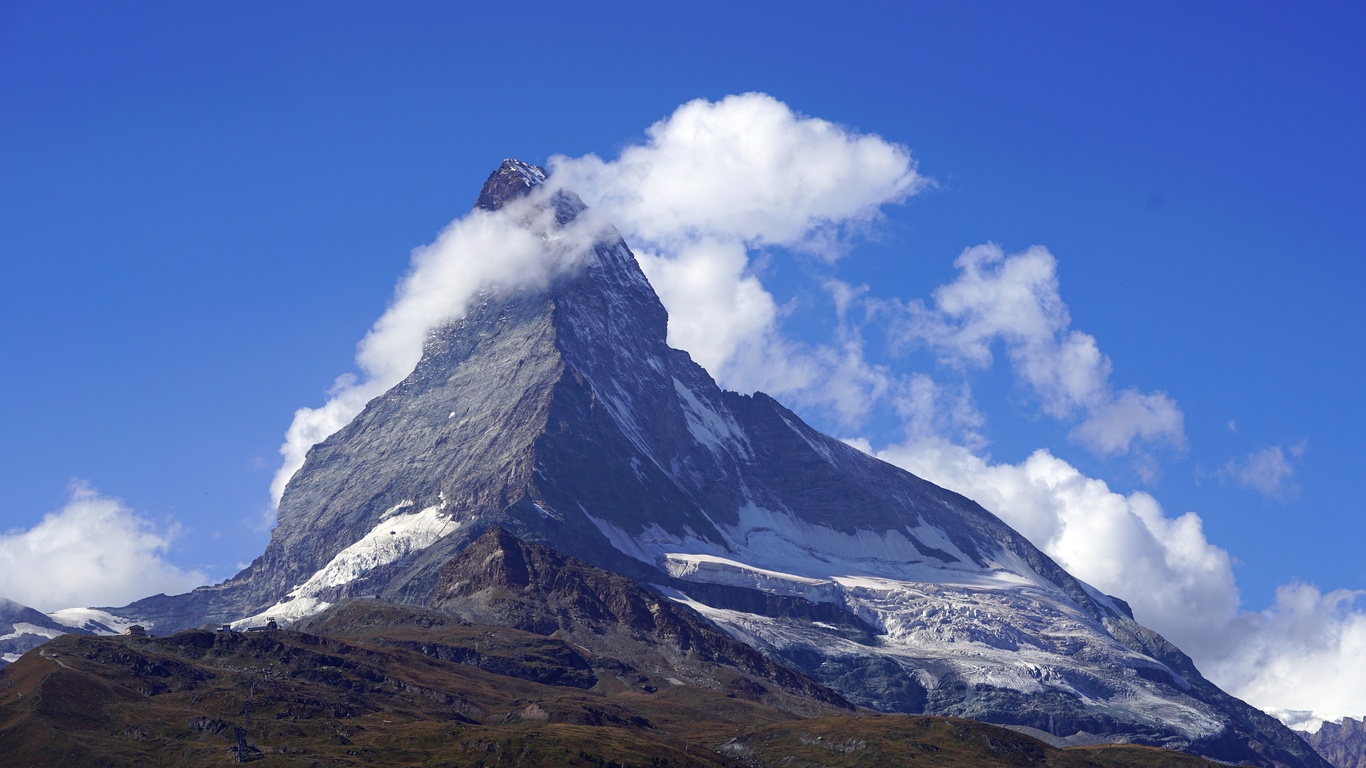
[0,484,204,612]
[271,93,925,503]
[550,93,926,252]
[898,243,1185,456]
[549,93,926,420]
[271,194,598,505]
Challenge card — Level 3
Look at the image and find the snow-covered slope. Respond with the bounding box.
[46,607,143,636]
[87,160,1325,768]
[0,597,101,666]
[232,498,461,628]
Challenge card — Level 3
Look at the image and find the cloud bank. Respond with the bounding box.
[0,484,204,612]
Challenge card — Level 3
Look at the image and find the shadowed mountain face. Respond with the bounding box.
[83,160,1326,767]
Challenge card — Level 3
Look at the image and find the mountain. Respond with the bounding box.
[41,160,1326,767]
[1302,717,1366,768]
[0,597,81,667]
[0,596,154,672]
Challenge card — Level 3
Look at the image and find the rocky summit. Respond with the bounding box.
[11,160,1330,768]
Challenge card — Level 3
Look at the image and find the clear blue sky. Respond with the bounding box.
[2,2,1363,684]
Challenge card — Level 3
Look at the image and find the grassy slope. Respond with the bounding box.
[0,627,1225,768]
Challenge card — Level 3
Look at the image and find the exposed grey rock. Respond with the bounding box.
[1305,717,1366,768]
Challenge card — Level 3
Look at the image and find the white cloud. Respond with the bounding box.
[548,93,926,423]
[0,483,204,612]
[1219,444,1303,500]
[889,373,987,450]
[271,189,600,505]
[897,243,1185,456]
[1213,582,1366,716]
[550,93,925,255]
[1070,389,1186,456]
[876,439,1366,716]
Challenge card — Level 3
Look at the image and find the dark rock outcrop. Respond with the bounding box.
[433,527,853,712]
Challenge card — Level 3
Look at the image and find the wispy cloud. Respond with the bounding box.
[0,483,204,612]
[1219,443,1305,500]
[892,243,1185,457]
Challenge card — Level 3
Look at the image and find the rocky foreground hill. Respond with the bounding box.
[2,528,1228,767]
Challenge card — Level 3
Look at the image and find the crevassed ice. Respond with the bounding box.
[593,502,1224,740]
[233,498,459,629]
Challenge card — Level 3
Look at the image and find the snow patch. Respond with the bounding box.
[378,499,415,521]
[502,158,547,187]
[48,607,145,636]
[234,500,459,629]
[2,653,20,664]
[0,622,65,643]
[775,410,836,465]
[673,377,751,459]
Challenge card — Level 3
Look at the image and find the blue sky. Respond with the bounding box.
[2,3,1363,715]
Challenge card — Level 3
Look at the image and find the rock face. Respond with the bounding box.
[431,526,851,713]
[1304,718,1366,768]
[96,160,1326,767]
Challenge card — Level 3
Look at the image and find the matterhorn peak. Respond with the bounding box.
[83,161,1330,768]
[475,158,548,212]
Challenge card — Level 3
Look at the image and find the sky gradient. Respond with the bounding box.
[2,3,1363,717]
